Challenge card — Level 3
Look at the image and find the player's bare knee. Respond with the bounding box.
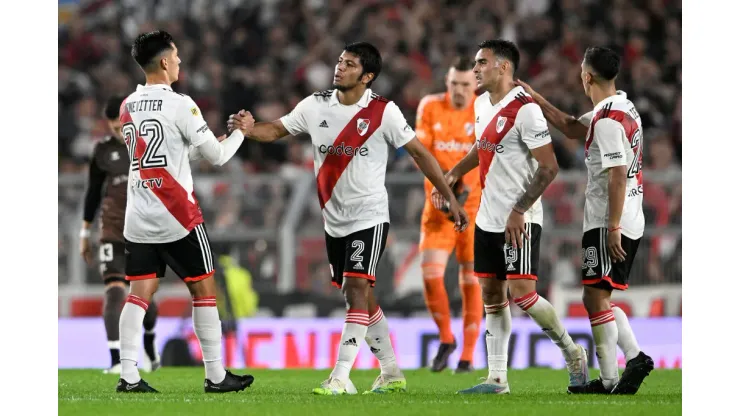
[341,277,370,309]
[187,276,218,299]
[508,279,536,299]
[129,279,159,302]
[582,285,611,315]
[480,278,507,305]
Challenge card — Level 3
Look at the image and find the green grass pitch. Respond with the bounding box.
[59,368,681,416]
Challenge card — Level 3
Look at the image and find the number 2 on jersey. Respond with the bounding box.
[122,119,168,171]
[627,128,642,179]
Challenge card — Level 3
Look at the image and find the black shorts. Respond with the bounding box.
[581,228,641,291]
[474,223,541,281]
[125,223,215,282]
[325,222,389,289]
[99,241,126,284]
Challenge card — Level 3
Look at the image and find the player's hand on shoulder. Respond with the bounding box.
[515,78,537,97]
[227,110,255,135]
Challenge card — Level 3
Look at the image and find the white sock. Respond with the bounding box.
[514,291,580,360]
[330,309,369,382]
[590,309,619,389]
[192,296,226,383]
[612,304,640,362]
[484,301,511,383]
[119,295,147,383]
[365,307,401,376]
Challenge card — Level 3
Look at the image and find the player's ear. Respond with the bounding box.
[362,72,375,86]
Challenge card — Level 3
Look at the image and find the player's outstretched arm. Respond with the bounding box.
[404,137,469,231]
[228,111,290,143]
[515,79,588,140]
[178,100,248,166]
[447,144,480,184]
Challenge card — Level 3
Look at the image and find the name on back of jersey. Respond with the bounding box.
[124,99,164,114]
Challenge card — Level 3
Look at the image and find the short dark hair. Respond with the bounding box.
[131,31,175,70]
[104,96,125,120]
[343,42,382,88]
[477,39,520,73]
[583,46,620,81]
[451,56,474,71]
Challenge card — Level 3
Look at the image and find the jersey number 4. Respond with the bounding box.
[122,119,168,171]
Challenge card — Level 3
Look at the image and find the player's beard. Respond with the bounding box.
[333,74,362,92]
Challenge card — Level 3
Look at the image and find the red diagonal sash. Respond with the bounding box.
[316,98,388,208]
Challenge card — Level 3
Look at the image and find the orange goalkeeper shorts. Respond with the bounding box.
[419,203,476,263]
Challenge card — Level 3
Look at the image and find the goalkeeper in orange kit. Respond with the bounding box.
[415,57,482,373]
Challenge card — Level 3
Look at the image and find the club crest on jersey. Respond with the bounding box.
[496,116,507,133]
[465,122,474,136]
[357,118,370,136]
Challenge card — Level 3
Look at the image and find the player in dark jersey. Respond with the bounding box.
[80,96,160,375]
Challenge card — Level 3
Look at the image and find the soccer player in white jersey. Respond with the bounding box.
[115,30,255,394]
[227,42,468,395]
[515,46,655,395]
[432,40,589,394]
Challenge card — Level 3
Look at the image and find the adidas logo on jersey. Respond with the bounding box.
[353,262,363,270]
[343,338,357,346]
[319,120,329,128]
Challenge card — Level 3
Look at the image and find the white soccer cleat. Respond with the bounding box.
[312,377,358,395]
[565,345,589,387]
[363,372,407,394]
[103,363,122,375]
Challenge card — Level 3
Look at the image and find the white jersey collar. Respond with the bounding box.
[329,88,373,108]
[593,90,627,110]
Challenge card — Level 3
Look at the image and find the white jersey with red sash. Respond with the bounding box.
[474,86,553,233]
[280,88,415,237]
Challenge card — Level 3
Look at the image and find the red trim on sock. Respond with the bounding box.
[513,291,539,311]
[369,307,384,326]
[484,300,510,313]
[589,310,615,326]
[126,294,149,310]
[346,309,369,326]
[193,296,217,308]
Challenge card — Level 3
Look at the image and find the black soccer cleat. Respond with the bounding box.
[116,378,159,393]
[204,370,255,393]
[430,339,457,372]
[567,378,610,394]
[611,352,655,395]
[454,360,473,374]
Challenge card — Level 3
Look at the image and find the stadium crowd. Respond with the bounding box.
[58,0,681,300]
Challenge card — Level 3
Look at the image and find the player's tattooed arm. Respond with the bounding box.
[513,143,559,213]
[515,79,588,140]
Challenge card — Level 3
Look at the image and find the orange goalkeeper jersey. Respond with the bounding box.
[416,92,480,219]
